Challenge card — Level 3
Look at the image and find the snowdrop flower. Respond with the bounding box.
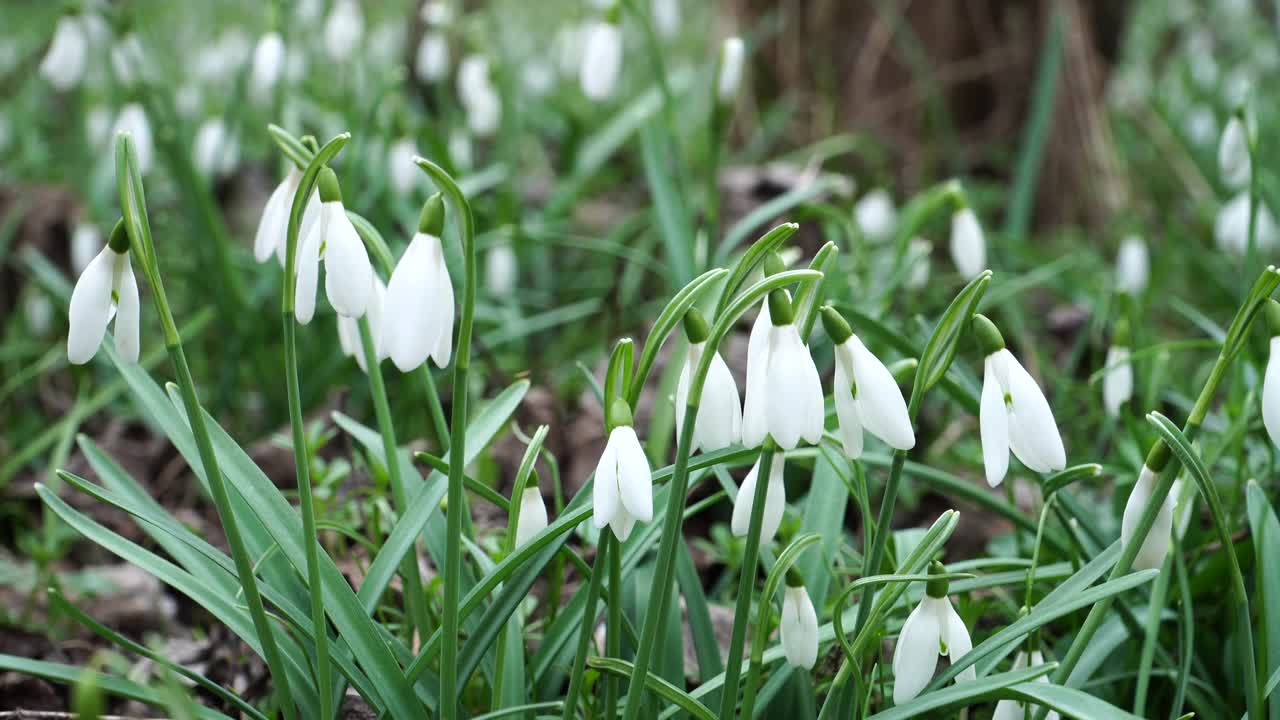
[822,307,915,458]
[593,400,653,542]
[1215,191,1279,255]
[1121,461,1174,571]
[652,0,680,39]
[731,453,785,543]
[716,37,745,104]
[387,138,420,196]
[449,128,474,170]
[780,573,819,669]
[72,223,103,274]
[415,32,450,83]
[295,168,374,323]
[249,32,286,104]
[1183,105,1218,147]
[1171,476,1196,540]
[86,105,114,150]
[421,1,452,25]
[1219,114,1251,190]
[975,315,1066,487]
[949,205,986,280]
[905,238,931,290]
[523,61,556,97]
[580,18,623,101]
[555,23,587,77]
[486,240,517,295]
[336,277,387,373]
[68,220,140,365]
[382,194,454,371]
[254,168,320,265]
[675,309,742,453]
[40,13,88,90]
[192,118,238,178]
[25,292,54,335]
[743,253,780,447]
[892,562,974,704]
[458,55,500,137]
[323,0,363,62]
[110,32,144,87]
[1114,234,1149,294]
[854,189,897,245]
[112,105,154,176]
[514,484,549,549]
[992,650,1059,720]
[741,290,824,450]
[1261,301,1280,449]
[1102,343,1132,418]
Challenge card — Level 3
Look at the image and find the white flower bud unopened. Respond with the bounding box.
[717,37,745,104]
[40,15,88,90]
[415,32,450,82]
[1114,235,1149,294]
[1121,465,1174,571]
[249,32,286,104]
[854,188,897,244]
[949,207,985,279]
[652,0,680,38]
[514,487,549,549]
[1102,345,1132,417]
[112,105,154,176]
[780,584,819,669]
[193,118,238,178]
[1219,115,1251,190]
[323,0,363,62]
[580,20,622,101]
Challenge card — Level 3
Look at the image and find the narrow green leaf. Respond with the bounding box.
[590,658,718,720]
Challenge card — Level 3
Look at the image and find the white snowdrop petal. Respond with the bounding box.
[111,253,140,363]
[980,355,1011,487]
[580,21,622,101]
[67,248,116,364]
[1219,115,1251,190]
[939,597,974,681]
[1264,337,1280,449]
[255,175,293,262]
[696,349,742,451]
[1115,235,1149,294]
[416,32,450,82]
[1005,354,1066,473]
[429,258,455,367]
[324,0,363,61]
[514,487,548,549]
[593,437,621,530]
[949,207,985,280]
[294,218,323,324]
[741,303,772,448]
[41,15,87,90]
[716,36,744,103]
[760,458,786,544]
[674,347,695,448]
[892,598,941,705]
[1122,465,1174,571]
[731,456,762,537]
[834,358,864,459]
[323,207,374,318]
[613,426,653,524]
[1102,345,1133,417]
[781,586,819,669]
[765,326,824,450]
[855,189,897,244]
[610,507,636,542]
[849,337,915,451]
[250,32,285,103]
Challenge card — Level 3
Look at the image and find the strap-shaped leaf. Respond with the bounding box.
[590,658,718,720]
[915,269,992,398]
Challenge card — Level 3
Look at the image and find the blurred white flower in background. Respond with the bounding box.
[174,86,203,118]
[458,55,501,137]
[193,117,239,179]
[40,14,88,90]
[485,241,517,295]
[717,36,744,104]
[249,32,286,105]
[580,19,623,101]
[24,292,54,336]
[949,206,985,279]
[387,138,420,197]
[1182,105,1217,147]
[652,0,680,39]
[854,188,897,244]
[1223,66,1253,108]
[112,105,154,176]
[324,0,364,62]
[905,238,931,290]
[449,128,474,169]
[555,23,587,77]
[416,32,450,83]
[1114,234,1149,294]
[1218,114,1251,190]
[523,61,556,97]
[110,32,144,87]
[195,29,251,85]
[72,224,103,275]
[286,46,309,84]
[296,0,324,24]
[1215,191,1278,256]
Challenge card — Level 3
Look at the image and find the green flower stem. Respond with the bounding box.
[357,318,433,645]
[561,535,610,720]
[1133,550,1173,716]
[279,133,349,720]
[1041,267,1279,718]
[605,531,624,719]
[718,441,776,720]
[620,269,823,720]
[114,135,298,720]
[413,158,479,720]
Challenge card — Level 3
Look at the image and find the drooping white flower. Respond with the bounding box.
[1171,476,1196,540]
[458,55,500,137]
[249,32,286,104]
[1121,464,1174,571]
[514,486,549,549]
[67,224,140,365]
[949,206,985,280]
[892,565,974,705]
[193,117,238,178]
[86,105,114,150]
[905,238,931,290]
[854,189,897,245]
[652,0,680,39]
[1265,332,1280,450]
[731,453,785,543]
[717,37,745,104]
[381,195,454,371]
[449,128,474,170]
[1183,104,1218,147]
[823,307,915,458]
[1215,191,1279,255]
[110,32,144,87]
[72,223,103,274]
[40,14,88,90]
[112,105,154,176]
[593,401,653,542]
[1114,234,1149,294]
[337,277,387,373]
[742,292,824,450]
[675,311,742,453]
[992,651,1060,720]
[387,138,420,197]
[25,291,54,335]
[976,316,1066,487]
[522,61,556,97]
[485,241,517,295]
[421,0,452,25]
[295,168,374,323]
[555,23,587,77]
[415,32,450,83]
[323,0,363,62]
[1218,114,1251,190]
[1102,344,1132,417]
[780,581,819,669]
[580,20,623,101]
[741,298,772,447]
[253,168,321,266]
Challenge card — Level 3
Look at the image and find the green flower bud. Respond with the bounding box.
[608,397,633,428]
[972,314,1005,356]
[418,192,445,235]
[317,166,342,203]
[1145,440,1171,473]
[107,217,131,254]
[785,567,805,588]
[820,305,853,344]
[1265,298,1280,337]
[924,560,949,598]
[768,289,795,326]
[683,307,710,344]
